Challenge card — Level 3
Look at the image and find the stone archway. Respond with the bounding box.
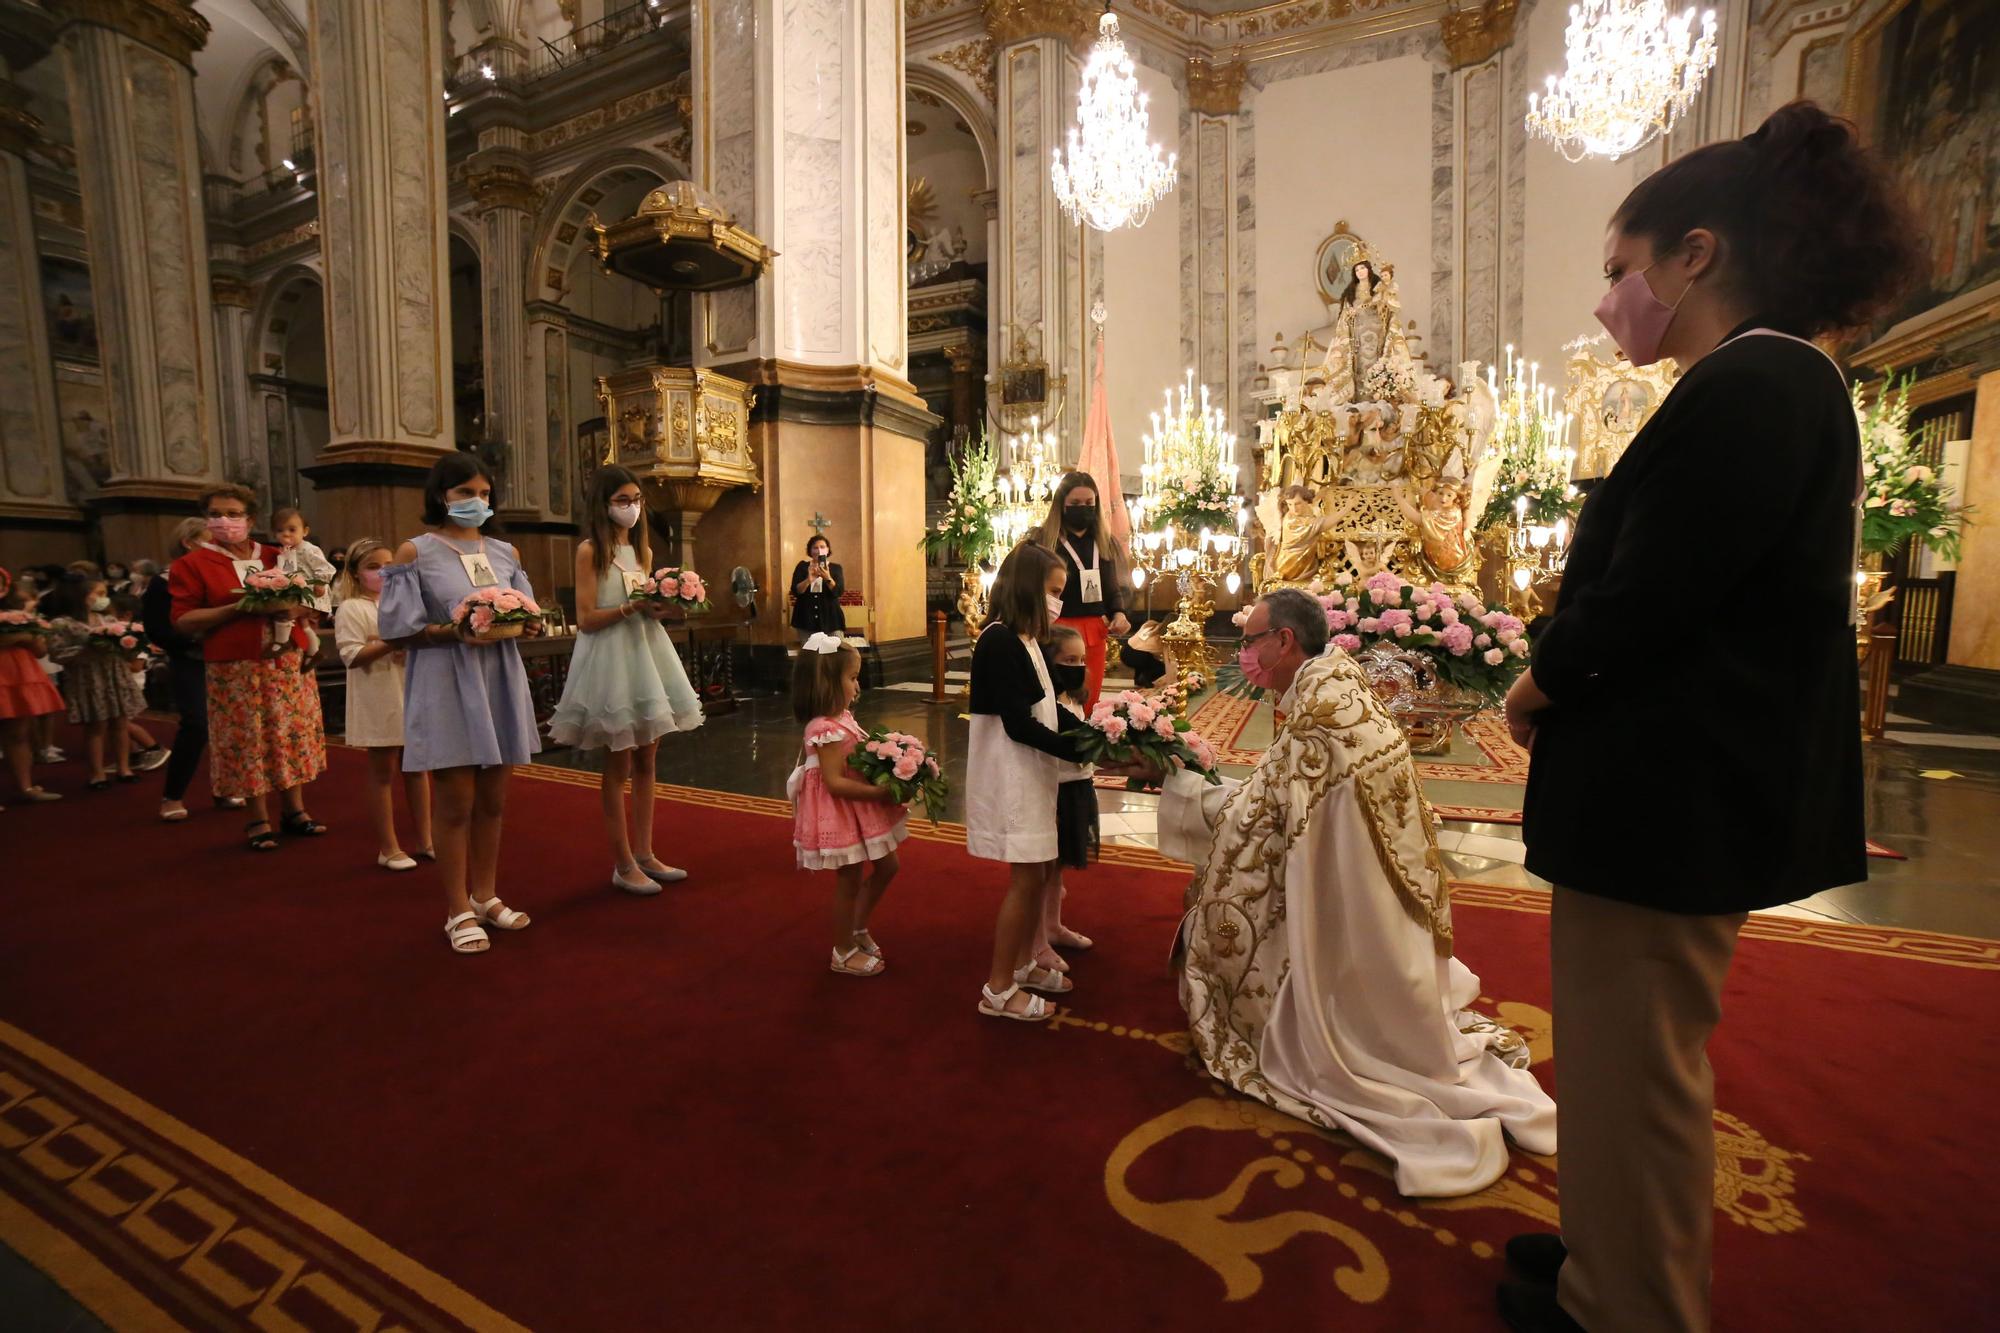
[250,267,329,512]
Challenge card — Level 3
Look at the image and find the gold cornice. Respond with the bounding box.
[1185,55,1246,115]
[1438,0,1516,71]
[0,79,41,158]
[981,0,1092,51]
[209,275,255,309]
[54,0,209,67]
[466,162,542,215]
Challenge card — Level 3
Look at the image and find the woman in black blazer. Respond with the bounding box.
[788,534,845,641]
[1496,104,1927,1333]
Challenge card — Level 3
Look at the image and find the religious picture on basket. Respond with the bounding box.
[789,532,846,643]
[1038,471,1128,710]
[789,633,908,978]
[334,539,434,873]
[378,452,546,957]
[167,484,329,850]
[548,466,706,897]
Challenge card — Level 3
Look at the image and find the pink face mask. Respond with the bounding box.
[359,567,385,592]
[1237,641,1280,690]
[207,515,249,544]
[1593,265,1689,368]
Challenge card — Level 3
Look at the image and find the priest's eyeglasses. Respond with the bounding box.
[1240,628,1285,648]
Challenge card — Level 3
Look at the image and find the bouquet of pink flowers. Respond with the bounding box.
[232,565,323,654]
[0,609,52,651]
[84,618,151,662]
[848,727,949,822]
[1066,689,1222,786]
[627,565,711,614]
[449,586,542,641]
[1322,570,1528,704]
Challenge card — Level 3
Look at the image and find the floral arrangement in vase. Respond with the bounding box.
[1065,690,1222,786]
[449,587,541,641]
[628,566,711,613]
[849,728,950,823]
[1857,375,1971,560]
[921,429,1001,568]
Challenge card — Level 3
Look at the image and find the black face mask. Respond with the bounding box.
[1050,663,1087,696]
[1063,505,1097,533]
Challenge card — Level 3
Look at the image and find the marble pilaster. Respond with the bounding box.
[207,272,263,503]
[0,71,75,533]
[56,0,224,555]
[301,0,455,542]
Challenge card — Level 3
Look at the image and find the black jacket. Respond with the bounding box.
[1523,323,1865,913]
[1052,531,1122,620]
[969,623,1087,764]
[788,559,846,635]
[141,568,202,662]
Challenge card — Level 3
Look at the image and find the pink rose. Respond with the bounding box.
[1333,633,1362,653]
[1484,647,1506,666]
[1475,633,1492,649]
[1129,703,1156,728]
[1230,609,1251,628]
[1358,617,1382,634]
[1414,602,1435,622]
[119,635,138,650]
[1904,465,1933,483]
[1345,598,1360,615]
[1509,638,1530,657]
[1478,612,1499,628]
[679,574,704,600]
[1497,628,1520,645]
[1152,713,1176,739]
[1101,716,1128,742]
[1439,607,1460,627]
[893,755,920,781]
[470,607,496,633]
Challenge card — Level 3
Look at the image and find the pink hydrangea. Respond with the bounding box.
[1379,609,1413,634]
[1442,623,1475,655]
[1484,647,1506,666]
[1325,607,1350,631]
[1333,633,1362,653]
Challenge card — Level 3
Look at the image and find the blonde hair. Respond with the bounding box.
[791,642,861,723]
[335,537,391,600]
[170,517,207,553]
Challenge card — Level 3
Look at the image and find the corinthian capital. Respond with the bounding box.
[1438,0,1519,72]
[1185,56,1246,117]
[982,0,1092,51]
[54,0,210,67]
[466,158,541,215]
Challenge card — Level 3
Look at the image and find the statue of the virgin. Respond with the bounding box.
[1320,259,1411,404]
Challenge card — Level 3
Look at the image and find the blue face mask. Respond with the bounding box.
[447,497,492,527]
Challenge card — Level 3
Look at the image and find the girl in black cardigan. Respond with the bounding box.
[966,542,1089,1022]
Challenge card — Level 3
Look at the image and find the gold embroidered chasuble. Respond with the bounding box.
[1160,652,1557,1197]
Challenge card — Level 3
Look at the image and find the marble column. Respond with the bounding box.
[468,158,538,507]
[988,5,1090,448]
[208,272,261,501]
[55,0,223,557]
[0,48,81,568]
[690,0,934,649]
[1185,56,1244,426]
[300,0,455,544]
[1439,0,1523,372]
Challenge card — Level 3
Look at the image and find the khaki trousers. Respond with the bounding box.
[1551,887,1746,1333]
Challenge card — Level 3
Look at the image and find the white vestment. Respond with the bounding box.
[1161,652,1556,1197]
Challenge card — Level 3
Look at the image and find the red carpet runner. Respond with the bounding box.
[1,745,1994,1329]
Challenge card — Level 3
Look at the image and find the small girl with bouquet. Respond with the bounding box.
[788,633,906,977]
[1035,623,1098,975]
[0,573,63,807]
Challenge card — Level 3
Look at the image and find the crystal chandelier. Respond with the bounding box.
[1526,2,1719,163]
[1050,6,1177,232]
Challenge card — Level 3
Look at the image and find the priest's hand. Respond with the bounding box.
[1503,668,1550,753]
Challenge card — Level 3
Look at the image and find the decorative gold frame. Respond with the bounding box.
[1314,221,1377,310]
[1561,334,1678,480]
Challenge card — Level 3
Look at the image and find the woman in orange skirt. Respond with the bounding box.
[1036,471,1129,711]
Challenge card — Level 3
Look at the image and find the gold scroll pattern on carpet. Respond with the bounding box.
[1080,1000,1808,1304]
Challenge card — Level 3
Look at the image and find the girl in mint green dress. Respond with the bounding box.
[549,467,705,894]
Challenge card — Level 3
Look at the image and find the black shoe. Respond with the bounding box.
[1497,1280,1587,1332]
[1505,1232,1567,1285]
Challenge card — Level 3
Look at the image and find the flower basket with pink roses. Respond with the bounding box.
[84,618,152,662]
[627,566,712,614]
[0,609,52,652]
[232,566,324,654]
[449,586,542,642]
[847,728,950,823]
[1065,689,1223,787]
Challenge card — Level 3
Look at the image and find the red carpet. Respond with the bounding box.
[1,744,1994,1329]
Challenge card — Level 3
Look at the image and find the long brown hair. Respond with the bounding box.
[1036,471,1124,580]
[791,641,860,724]
[583,465,653,580]
[991,540,1064,640]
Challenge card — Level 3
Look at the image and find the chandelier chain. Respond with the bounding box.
[1525,1,1719,163]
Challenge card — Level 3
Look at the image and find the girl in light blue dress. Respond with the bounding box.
[549,465,705,895]
[379,453,544,956]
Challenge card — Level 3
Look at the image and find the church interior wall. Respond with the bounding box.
[1100,59,1181,469]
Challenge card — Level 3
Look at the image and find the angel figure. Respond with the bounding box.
[1393,475,1478,587]
[1344,531,1402,583]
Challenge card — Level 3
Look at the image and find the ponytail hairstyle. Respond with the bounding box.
[335,537,391,602]
[791,640,861,724]
[1610,101,1928,338]
[583,464,653,581]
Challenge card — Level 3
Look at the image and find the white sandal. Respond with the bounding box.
[830,945,884,977]
[444,911,489,954]
[979,982,1050,1022]
[854,929,884,959]
[1014,961,1073,995]
[471,895,531,930]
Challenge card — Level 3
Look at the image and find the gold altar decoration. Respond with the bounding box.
[1561,331,1676,479]
[595,365,758,565]
[1128,373,1247,679]
[990,321,1066,439]
[590,180,771,292]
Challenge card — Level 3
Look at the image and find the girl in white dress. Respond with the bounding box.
[965,543,1090,1022]
[334,539,433,871]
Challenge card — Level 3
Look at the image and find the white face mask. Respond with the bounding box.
[608,500,643,530]
[1046,593,1066,620]
[89,596,111,613]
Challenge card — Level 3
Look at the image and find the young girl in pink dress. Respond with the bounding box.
[789,632,907,977]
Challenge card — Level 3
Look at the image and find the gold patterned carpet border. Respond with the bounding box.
[517,765,1999,969]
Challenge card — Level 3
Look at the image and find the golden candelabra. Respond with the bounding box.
[993,414,1061,551]
[1126,373,1247,680]
[1487,347,1577,620]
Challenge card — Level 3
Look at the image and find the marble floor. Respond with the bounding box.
[539,689,2000,940]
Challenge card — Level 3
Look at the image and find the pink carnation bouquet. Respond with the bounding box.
[627,565,712,614]
[84,618,152,662]
[1065,689,1222,787]
[0,608,54,652]
[449,585,543,642]
[232,565,324,654]
[847,727,949,823]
